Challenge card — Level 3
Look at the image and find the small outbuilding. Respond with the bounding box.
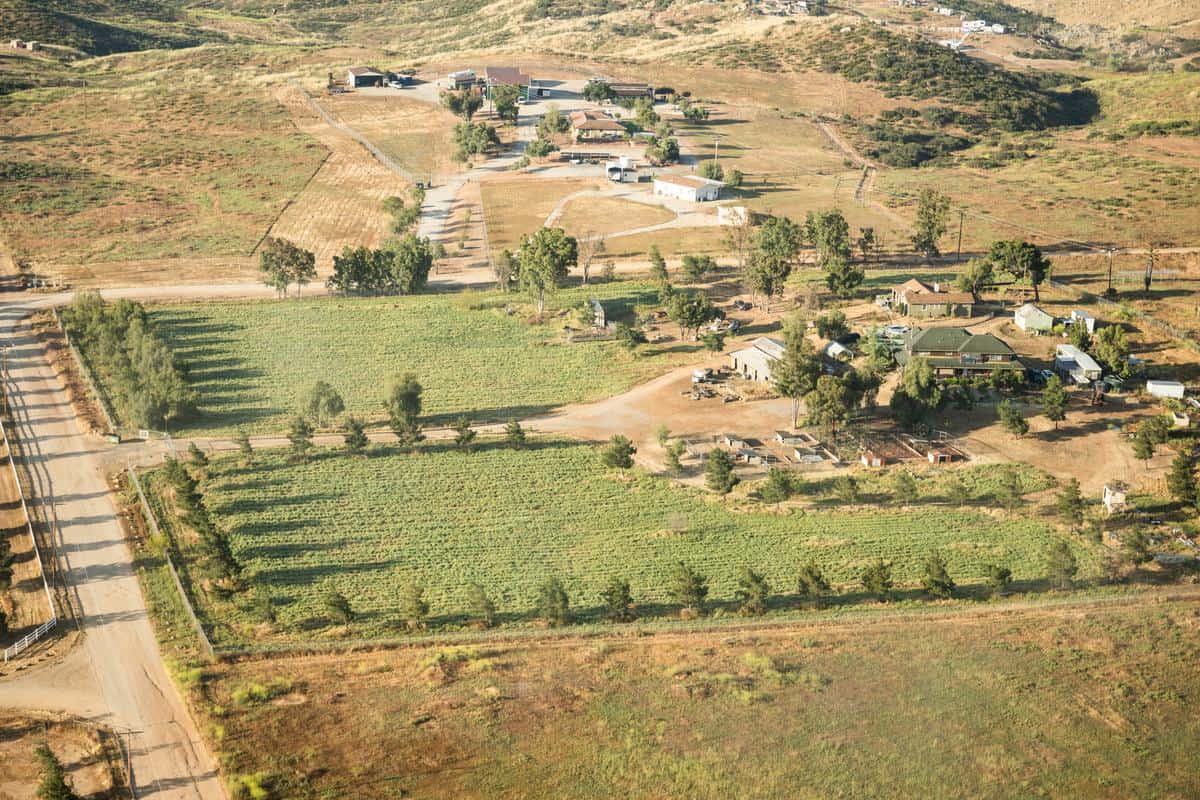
[1014,303,1053,334]
[1147,380,1185,399]
[730,337,785,383]
[1102,483,1127,515]
[653,175,722,202]
[1070,309,1096,334]
[905,291,975,319]
[347,66,385,88]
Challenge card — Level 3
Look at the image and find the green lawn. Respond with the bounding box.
[146,283,682,435]
[163,442,1099,645]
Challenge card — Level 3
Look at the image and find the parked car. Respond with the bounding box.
[692,368,713,384]
[728,319,742,333]
[732,300,752,311]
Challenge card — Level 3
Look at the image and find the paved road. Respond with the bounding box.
[0,295,224,799]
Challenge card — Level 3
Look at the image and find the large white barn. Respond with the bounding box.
[729,337,785,383]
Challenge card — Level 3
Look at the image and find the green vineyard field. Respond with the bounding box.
[141,282,686,435]
[167,443,1100,643]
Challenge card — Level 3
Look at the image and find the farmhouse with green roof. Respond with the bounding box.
[896,327,1023,378]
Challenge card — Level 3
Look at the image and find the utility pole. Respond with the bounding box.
[1105,247,1114,294]
[955,209,965,263]
[713,134,720,166]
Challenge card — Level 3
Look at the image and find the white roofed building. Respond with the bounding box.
[730,337,785,383]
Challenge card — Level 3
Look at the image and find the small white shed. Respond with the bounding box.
[1147,380,1185,399]
[1014,303,1053,334]
[1070,310,1096,334]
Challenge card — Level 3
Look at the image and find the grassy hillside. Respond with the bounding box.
[0,0,225,55]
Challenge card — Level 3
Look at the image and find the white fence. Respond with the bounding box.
[0,381,58,661]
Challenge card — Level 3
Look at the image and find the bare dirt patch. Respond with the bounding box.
[0,712,125,800]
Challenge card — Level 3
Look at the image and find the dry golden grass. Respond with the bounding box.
[320,92,460,180]
[268,86,406,271]
[480,176,602,255]
[556,195,675,238]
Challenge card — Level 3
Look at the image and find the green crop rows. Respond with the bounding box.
[145,282,678,435]
[176,443,1099,643]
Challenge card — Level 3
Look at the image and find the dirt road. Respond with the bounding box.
[0,298,223,799]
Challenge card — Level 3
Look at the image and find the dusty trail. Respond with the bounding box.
[0,298,223,799]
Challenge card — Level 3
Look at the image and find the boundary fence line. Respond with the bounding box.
[287,78,416,182]
[51,308,119,434]
[126,468,214,661]
[1,370,57,661]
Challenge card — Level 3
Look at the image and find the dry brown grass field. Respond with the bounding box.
[481,176,603,256]
[267,86,405,271]
[197,597,1200,800]
[556,195,676,238]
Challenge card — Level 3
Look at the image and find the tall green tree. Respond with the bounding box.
[518,227,577,314]
[504,418,526,449]
[232,428,253,463]
[385,235,435,294]
[997,399,1029,437]
[1056,477,1084,523]
[860,559,893,600]
[1045,540,1078,589]
[954,257,994,299]
[805,374,853,440]
[442,88,482,120]
[985,564,1013,596]
[648,245,668,283]
[600,576,635,622]
[384,373,423,445]
[666,291,716,341]
[491,83,521,122]
[1093,324,1131,377]
[259,237,316,298]
[758,467,795,504]
[301,380,345,427]
[705,448,739,494]
[668,561,709,615]
[890,357,944,428]
[921,551,955,598]
[772,314,822,427]
[601,435,637,469]
[343,415,369,455]
[1041,374,1068,429]
[536,577,570,625]
[399,582,429,630]
[1166,452,1197,507]
[287,415,314,460]
[734,567,771,616]
[453,416,477,452]
[987,240,1051,301]
[910,189,950,259]
[796,561,831,606]
[466,582,496,628]
[746,215,803,307]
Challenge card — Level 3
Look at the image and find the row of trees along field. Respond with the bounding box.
[314,538,1079,631]
[60,291,196,430]
[261,186,438,298]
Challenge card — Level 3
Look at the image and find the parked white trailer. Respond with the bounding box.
[1147,380,1185,399]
